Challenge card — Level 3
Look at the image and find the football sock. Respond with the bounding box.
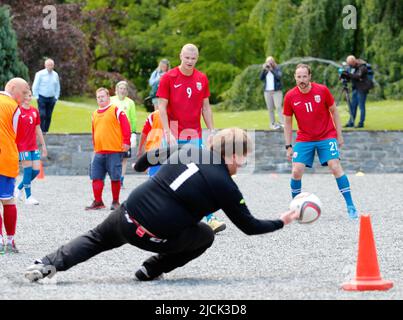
[336,175,354,207]
[111,180,121,203]
[21,167,33,198]
[0,214,3,241]
[3,204,17,237]
[7,235,14,244]
[291,178,302,198]
[92,180,104,203]
[31,169,40,181]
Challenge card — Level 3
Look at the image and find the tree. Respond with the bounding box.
[0,5,29,89]
[0,0,91,96]
[71,0,178,99]
[360,0,403,99]
[145,0,264,102]
[249,0,299,61]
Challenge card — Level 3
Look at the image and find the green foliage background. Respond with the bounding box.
[0,6,29,88]
[1,0,402,110]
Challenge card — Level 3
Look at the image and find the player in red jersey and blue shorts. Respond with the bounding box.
[283,64,358,220]
[15,91,47,205]
[157,44,225,233]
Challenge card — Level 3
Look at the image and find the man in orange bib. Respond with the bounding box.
[0,78,30,254]
[85,88,131,211]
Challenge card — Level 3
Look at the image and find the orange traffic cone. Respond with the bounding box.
[37,161,45,180]
[342,214,393,291]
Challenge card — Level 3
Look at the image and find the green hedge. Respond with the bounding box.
[217,60,396,111]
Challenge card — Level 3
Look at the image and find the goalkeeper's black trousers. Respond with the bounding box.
[42,206,214,278]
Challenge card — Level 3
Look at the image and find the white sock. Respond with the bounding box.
[0,235,3,244]
[7,236,14,244]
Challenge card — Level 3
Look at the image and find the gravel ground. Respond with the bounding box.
[0,173,401,300]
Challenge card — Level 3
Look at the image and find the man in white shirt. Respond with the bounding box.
[32,59,61,133]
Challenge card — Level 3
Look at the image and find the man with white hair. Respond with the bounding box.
[0,78,30,253]
[342,55,373,128]
[157,44,225,233]
[32,58,61,133]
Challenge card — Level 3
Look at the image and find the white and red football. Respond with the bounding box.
[289,192,322,224]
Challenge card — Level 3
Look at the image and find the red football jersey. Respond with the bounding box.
[283,82,337,142]
[16,106,40,152]
[157,66,210,140]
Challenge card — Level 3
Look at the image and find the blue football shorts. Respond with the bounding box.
[292,138,340,168]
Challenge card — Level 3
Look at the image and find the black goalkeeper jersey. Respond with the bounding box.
[125,145,283,238]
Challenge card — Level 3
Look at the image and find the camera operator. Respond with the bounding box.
[259,57,283,130]
[342,55,373,128]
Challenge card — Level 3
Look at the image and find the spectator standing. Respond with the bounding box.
[149,59,170,111]
[32,59,60,133]
[343,55,373,128]
[259,56,284,130]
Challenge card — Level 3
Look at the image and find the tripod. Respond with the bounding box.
[337,82,354,126]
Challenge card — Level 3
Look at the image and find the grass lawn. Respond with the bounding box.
[35,98,403,133]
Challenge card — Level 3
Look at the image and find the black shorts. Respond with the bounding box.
[123,148,132,159]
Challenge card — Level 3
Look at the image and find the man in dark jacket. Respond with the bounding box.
[25,128,300,283]
[343,55,373,128]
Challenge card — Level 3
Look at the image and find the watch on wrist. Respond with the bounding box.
[285,144,293,150]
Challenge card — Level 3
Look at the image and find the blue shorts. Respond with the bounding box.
[19,150,41,161]
[292,138,340,168]
[90,153,123,181]
[0,175,16,200]
[177,138,203,148]
[150,139,202,176]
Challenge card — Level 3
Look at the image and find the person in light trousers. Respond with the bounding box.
[259,56,283,130]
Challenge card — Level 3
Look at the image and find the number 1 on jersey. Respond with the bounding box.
[170,163,199,191]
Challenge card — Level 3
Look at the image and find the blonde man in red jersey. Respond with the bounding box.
[157,44,225,233]
[0,78,30,254]
[86,88,131,211]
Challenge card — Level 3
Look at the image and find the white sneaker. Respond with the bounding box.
[14,187,24,201]
[25,260,56,282]
[25,196,39,205]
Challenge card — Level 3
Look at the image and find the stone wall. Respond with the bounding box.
[39,131,403,175]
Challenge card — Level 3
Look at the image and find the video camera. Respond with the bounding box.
[338,62,351,87]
